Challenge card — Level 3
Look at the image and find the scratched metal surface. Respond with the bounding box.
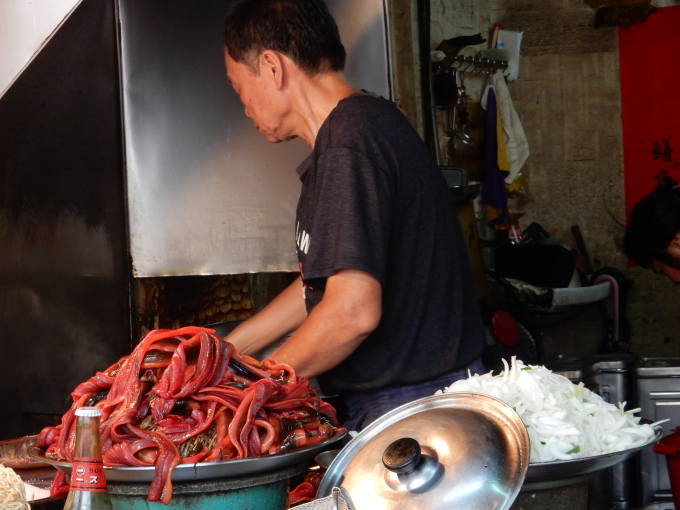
[119,0,392,277]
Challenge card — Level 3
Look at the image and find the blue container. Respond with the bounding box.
[108,462,306,510]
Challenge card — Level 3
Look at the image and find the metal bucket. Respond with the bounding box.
[108,462,306,510]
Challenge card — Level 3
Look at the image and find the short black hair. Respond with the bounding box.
[223,0,346,76]
[623,187,680,268]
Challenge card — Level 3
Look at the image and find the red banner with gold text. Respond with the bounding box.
[619,5,680,218]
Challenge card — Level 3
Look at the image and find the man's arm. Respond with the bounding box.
[269,269,382,378]
[223,276,308,355]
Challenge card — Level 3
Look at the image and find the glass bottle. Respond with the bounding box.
[508,224,523,244]
[63,407,113,510]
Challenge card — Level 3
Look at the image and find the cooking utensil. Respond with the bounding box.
[426,63,473,200]
[453,130,477,152]
[526,425,662,485]
[452,86,477,152]
[29,431,346,483]
[317,392,529,510]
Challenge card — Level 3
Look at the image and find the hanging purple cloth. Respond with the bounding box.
[481,85,509,226]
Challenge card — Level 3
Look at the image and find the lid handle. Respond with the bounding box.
[382,438,421,475]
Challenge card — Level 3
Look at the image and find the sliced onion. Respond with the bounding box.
[438,357,663,463]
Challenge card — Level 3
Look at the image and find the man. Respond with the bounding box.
[221,0,485,430]
[624,182,680,283]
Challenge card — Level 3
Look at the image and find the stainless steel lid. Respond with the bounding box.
[547,356,596,381]
[635,358,680,377]
[549,354,638,374]
[317,393,530,510]
[548,363,600,381]
[591,353,637,371]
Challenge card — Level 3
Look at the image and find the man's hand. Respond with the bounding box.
[223,276,307,355]
[269,269,382,378]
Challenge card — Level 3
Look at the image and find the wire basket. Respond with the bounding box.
[295,487,355,510]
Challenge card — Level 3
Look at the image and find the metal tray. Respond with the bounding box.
[0,435,49,469]
[29,431,346,483]
[525,426,663,483]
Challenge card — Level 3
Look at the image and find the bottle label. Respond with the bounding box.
[70,458,108,492]
[509,225,523,244]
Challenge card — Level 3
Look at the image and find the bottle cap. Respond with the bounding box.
[75,407,102,417]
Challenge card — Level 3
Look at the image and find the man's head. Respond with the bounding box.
[623,187,680,282]
[223,0,348,144]
[223,0,346,76]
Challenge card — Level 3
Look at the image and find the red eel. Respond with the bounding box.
[40,326,346,504]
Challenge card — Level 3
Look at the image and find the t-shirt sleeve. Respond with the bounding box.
[302,147,393,284]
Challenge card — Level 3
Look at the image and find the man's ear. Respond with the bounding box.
[668,232,680,259]
[259,50,285,90]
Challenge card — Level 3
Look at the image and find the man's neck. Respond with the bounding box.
[289,71,360,147]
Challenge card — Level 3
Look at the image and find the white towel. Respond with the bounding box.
[481,70,529,184]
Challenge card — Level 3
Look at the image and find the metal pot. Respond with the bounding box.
[317,392,530,510]
[108,463,305,510]
[31,424,346,510]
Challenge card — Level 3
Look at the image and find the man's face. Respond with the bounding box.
[224,52,291,143]
[651,259,680,284]
[652,233,680,284]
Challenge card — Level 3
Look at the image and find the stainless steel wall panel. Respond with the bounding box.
[119,0,392,277]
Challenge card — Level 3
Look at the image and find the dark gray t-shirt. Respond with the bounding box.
[295,93,484,396]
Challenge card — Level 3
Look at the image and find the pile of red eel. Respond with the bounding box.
[37,326,345,504]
